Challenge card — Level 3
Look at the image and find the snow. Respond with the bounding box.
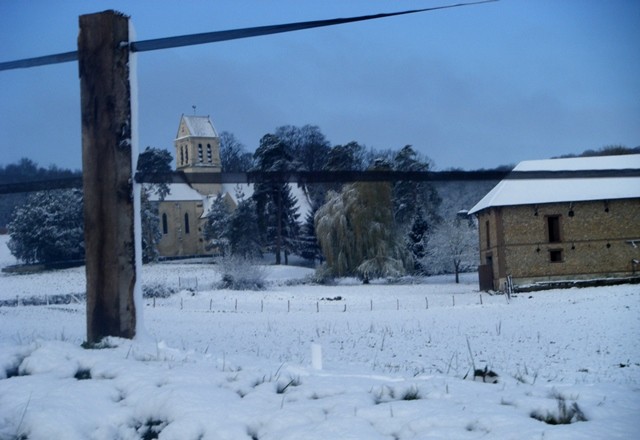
[155,181,311,220]
[178,115,218,139]
[469,154,640,214]
[150,183,203,202]
[1,234,639,439]
[129,22,145,342]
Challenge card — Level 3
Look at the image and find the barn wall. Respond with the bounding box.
[477,198,640,290]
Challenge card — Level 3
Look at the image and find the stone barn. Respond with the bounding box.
[468,154,640,291]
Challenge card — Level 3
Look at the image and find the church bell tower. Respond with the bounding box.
[174,114,222,194]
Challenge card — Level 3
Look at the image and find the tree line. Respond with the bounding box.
[0,158,81,232]
[181,125,487,281]
[4,131,634,281]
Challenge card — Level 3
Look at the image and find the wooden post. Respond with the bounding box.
[79,11,138,343]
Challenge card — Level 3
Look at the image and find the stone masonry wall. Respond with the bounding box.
[494,198,639,287]
[157,200,206,257]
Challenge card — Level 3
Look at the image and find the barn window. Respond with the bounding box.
[184,213,190,234]
[547,216,561,243]
[162,213,168,234]
[485,220,490,248]
[549,249,563,263]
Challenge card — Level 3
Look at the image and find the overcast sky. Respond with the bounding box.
[1,0,638,171]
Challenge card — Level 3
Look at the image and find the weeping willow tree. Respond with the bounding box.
[315,162,411,281]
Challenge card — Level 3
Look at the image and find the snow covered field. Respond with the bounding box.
[1,235,639,439]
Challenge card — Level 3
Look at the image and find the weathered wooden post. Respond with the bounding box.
[79,10,140,343]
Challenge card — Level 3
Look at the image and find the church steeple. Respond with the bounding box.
[174,114,222,194]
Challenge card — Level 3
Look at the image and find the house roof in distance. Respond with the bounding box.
[469,154,640,214]
[178,115,218,139]
[149,182,312,221]
[149,183,203,202]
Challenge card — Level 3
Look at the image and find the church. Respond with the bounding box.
[152,114,235,257]
[152,114,309,258]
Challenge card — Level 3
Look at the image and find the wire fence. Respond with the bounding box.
[2,290,502,313]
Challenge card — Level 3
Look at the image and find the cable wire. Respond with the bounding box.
[0,1,497,71]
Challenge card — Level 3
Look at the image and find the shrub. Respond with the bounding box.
[142,283,176,299]
[531,394,588,425]
[276,376,301,394]
[400,385,421,401]
[134,418,167,440]
[8,189,84,264]
[217,257,266,290]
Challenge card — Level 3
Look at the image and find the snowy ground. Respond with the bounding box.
[1,235,639,439]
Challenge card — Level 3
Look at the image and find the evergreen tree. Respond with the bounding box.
[8,189,84,264]
[264,184,300,265]
[252,133,300,264]
[326,142,368,172]
[407,207,429,274]
[203,193,232,256]
[323,141,369,194]
[274,125,330,172]
[227,197,262,259]
[140,190,161,264]
[137,147,172,263]
[275,124,330,207]
[299,204,323,264]
[392,145,441,233]
[315,160,411,281]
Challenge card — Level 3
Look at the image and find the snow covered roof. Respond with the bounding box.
[200,183,312,220]
[149,183,203,202]
[469,154,640,214]
[177,115,218,139]
[151,181,312,221]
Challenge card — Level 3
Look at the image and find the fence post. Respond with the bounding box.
[79,11,140,344]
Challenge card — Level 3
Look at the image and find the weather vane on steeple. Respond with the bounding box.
[192,105,196,115]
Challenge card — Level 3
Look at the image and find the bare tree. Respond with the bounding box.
[424,215,478,283]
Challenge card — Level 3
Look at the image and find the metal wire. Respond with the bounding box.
[0,1,497,71]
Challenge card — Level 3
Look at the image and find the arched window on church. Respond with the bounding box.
[185,146,189,164]
[180,148,184,166]
[198,144,203,162]
[184,213,190,234]
[206,144,212,163]
[162,213,168,234]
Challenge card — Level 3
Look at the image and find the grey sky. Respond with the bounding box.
[1,0,638,171]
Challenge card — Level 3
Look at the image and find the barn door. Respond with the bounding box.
[478,263,494,291]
